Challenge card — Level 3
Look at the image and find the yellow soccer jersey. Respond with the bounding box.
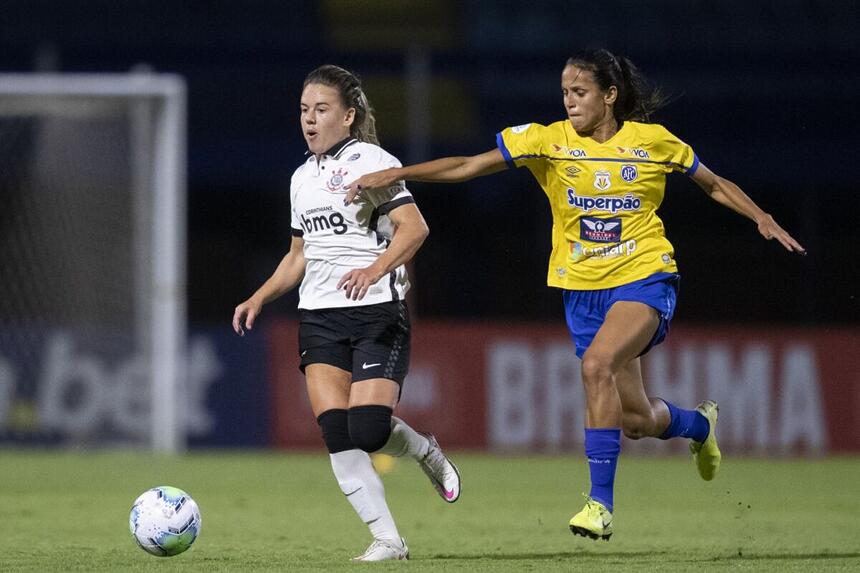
[496,120,699,290]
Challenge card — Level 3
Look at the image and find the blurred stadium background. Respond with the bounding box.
[0,1,858,570]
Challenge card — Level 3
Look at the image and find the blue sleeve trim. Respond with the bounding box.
[686,154,700,176]
[496,132,516,169]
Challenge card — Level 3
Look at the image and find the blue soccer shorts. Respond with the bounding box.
[562,272,680,359]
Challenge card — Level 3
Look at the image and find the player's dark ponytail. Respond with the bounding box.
[303,65,379,145]
[566,49,665,122]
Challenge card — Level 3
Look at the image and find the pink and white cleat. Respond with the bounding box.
[417,432,461,503]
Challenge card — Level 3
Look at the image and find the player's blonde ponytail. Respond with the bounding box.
[303,65,379,145]
[353,88,379,145]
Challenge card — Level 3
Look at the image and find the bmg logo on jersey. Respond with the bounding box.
[580,217,621,243]
[300,206,347,235]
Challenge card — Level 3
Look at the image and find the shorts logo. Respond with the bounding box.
[326,167,348,193]
[662,253,672,264]
[593,170,611,191]
[581,217,621,243]
[620,164,638,183]
[347,153,361,161]
[511,123,532,133]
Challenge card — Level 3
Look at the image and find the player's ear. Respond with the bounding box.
[343,107,356,127]
[604,86,618,106]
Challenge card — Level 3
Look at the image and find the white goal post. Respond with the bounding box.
[0,73,187,453]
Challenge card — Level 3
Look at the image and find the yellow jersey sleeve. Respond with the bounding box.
[496,123,548,169]
[649,125,700,175]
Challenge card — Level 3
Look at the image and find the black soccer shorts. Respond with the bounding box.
[297,300,411,384]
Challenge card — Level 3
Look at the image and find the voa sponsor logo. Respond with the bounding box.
[300,206,347,235]
[618,146,650,159]
[551,144,587,158]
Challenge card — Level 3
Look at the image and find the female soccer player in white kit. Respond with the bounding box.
[232,65,460,562]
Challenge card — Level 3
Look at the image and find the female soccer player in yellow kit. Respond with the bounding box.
[344,49,805,541]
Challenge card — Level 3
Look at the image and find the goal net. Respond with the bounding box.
[0,73,187,452]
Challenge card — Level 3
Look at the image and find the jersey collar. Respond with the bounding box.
[307,137,359,160]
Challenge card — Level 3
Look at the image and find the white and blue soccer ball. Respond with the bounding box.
[129,486,202,557]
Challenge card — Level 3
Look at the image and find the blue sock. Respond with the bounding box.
[658,400,710,442]
[584,428,621,513]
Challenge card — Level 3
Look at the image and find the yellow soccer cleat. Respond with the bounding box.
[689,400,721,481]
[569,496,613,541]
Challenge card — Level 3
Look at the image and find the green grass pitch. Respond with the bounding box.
[1,450,859,572]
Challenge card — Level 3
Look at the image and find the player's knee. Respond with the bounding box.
[348,405,393,453]
[581,352,613,388]
[317,409,353,453]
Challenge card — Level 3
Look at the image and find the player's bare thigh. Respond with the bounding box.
[350,378,400,410]
[305,364,400,417]
[583,300,660,372]
[305,363,351,418]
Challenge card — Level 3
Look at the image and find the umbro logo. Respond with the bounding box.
[362,362,381,369]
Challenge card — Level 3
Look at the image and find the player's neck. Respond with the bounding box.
[577,119,618,143]
[575,118,619,143]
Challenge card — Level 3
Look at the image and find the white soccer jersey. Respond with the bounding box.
[290,138,415,310]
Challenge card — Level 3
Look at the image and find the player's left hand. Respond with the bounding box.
[337,266,382,301]
[343,169,398,205]
[757,214,807,255]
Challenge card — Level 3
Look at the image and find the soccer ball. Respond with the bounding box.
[129,486,202,557]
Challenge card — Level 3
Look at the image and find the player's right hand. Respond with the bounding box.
[232,299,262,336]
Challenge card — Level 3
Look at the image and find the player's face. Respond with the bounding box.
[300,83,355,154]
[561,66,617,134]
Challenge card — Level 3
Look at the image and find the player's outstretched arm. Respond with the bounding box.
[690,163,806,255]
[337,203,429,301]
[344,149,507,205]
[232,236,306,336]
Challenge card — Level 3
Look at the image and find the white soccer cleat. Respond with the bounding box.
[351,538,409,561]
[417,431,461,503]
